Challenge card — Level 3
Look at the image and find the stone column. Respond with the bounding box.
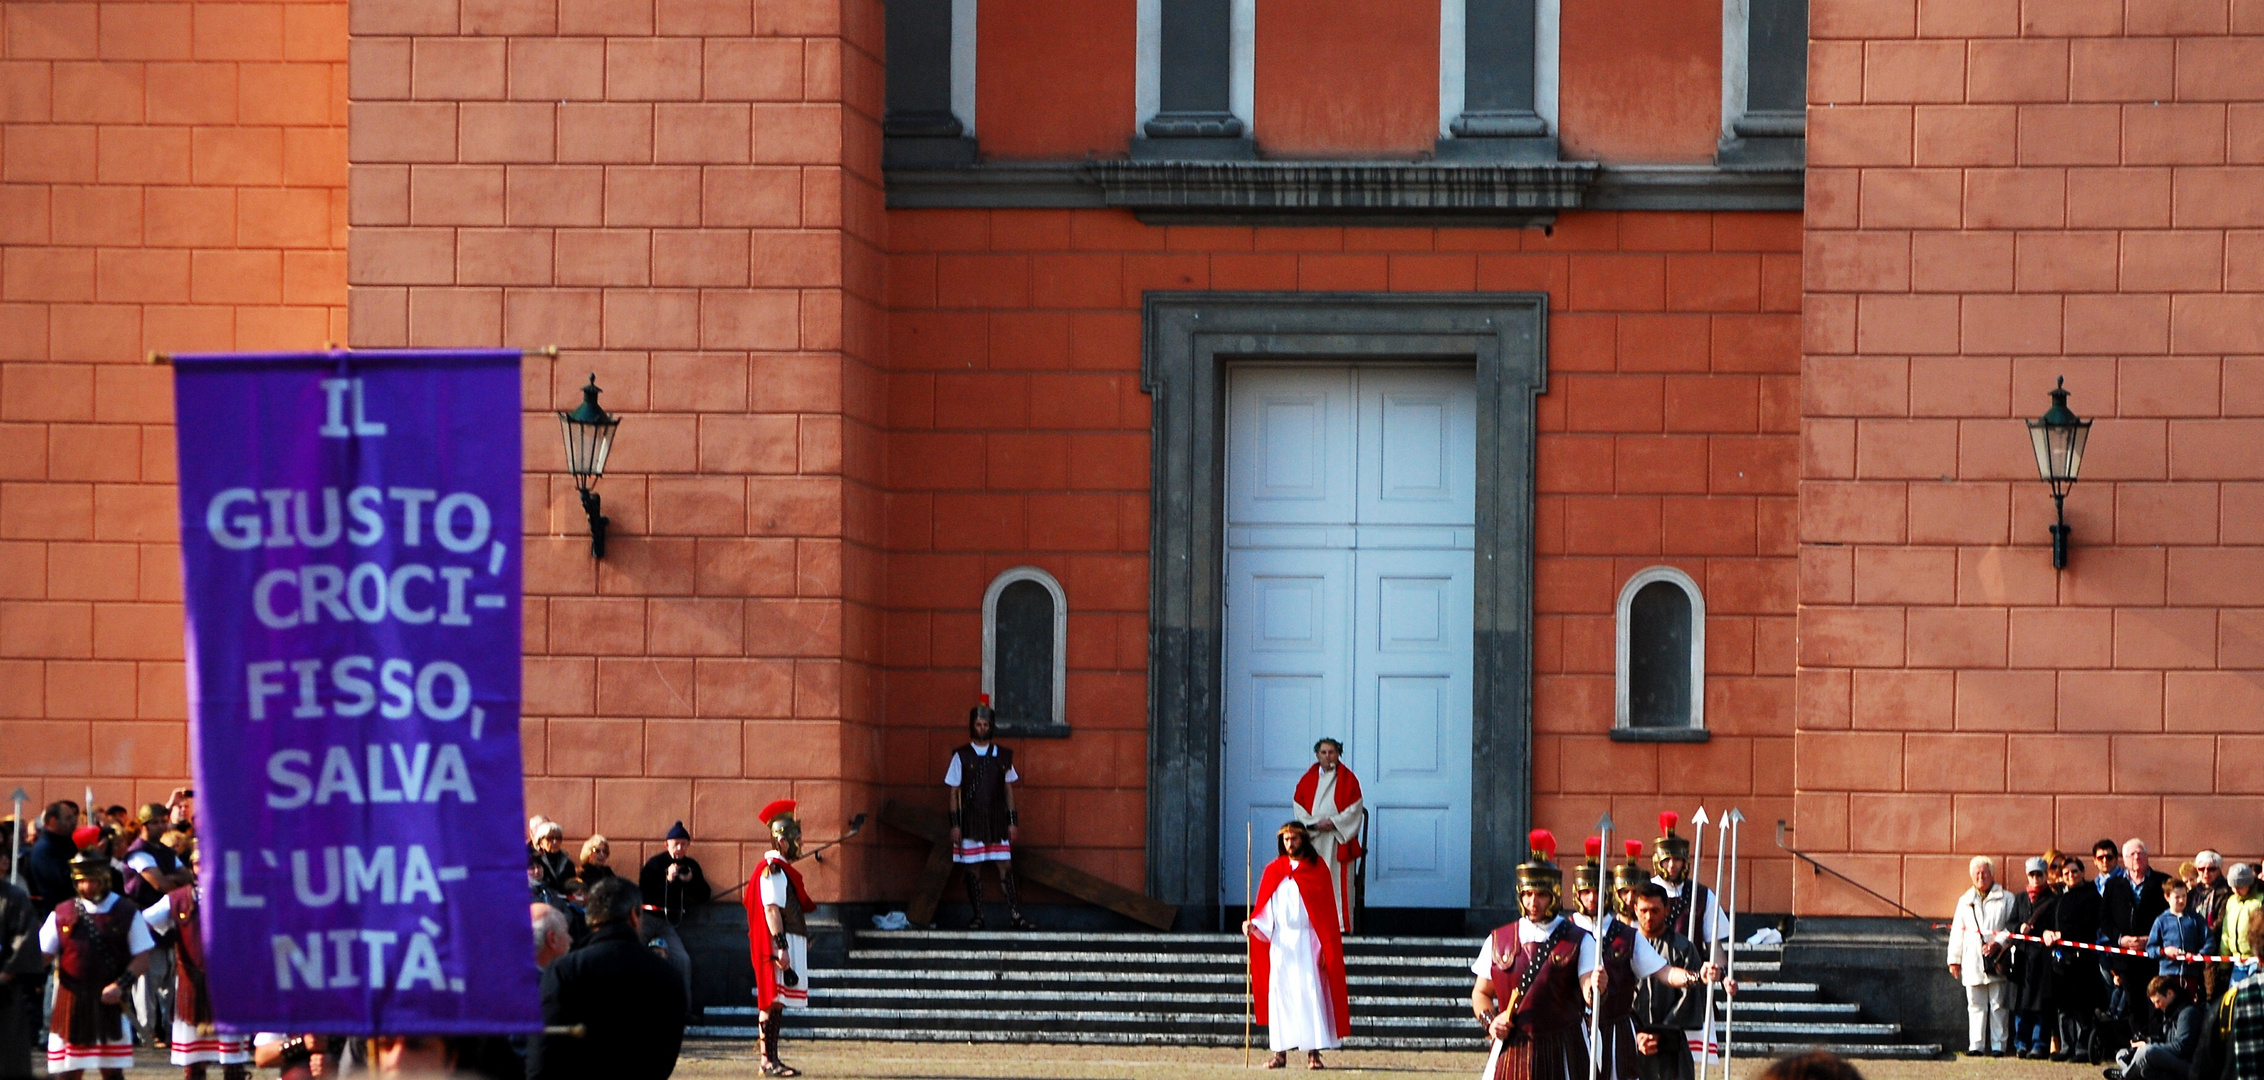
[1133,0,1254,160]
[1436,0,1556,161]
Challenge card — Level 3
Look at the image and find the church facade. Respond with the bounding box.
[2,0,2258,927]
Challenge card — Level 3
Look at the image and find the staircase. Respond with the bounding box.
[689,929,1943,1058]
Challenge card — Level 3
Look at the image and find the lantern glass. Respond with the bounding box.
[2025,378,2091,499]
[558,375,619,490]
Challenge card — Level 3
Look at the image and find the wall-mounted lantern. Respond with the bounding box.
[2025,377,2091,570]
[558,374,621,558]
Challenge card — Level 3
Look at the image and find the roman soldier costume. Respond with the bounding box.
[745,799,815,1078]
[1476,831,1595,1080]
[945,697,1033,929]
[142,883,252,1077]
[1573,838,1650,1080]
[1651,813,1725,945]
[38,851,154,1077]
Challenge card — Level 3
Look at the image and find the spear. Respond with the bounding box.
[1245,819,1254,1069]
[1720,810,1745,1080]
[8,788,24,887]
[1590,811,1614,1080]
[1688,807,1710,945]
[1693,806,1717,1068]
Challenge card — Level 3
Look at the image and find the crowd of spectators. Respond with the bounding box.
[1950,838,2264,1079]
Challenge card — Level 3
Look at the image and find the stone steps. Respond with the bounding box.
[688,929,1941,1058]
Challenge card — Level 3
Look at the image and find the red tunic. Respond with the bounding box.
[51,900,135,1048]
[1486,919,1591,1080]
[1246,856,1350,1036]
[743,853,814,1012]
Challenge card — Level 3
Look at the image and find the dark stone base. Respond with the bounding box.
[1432,135,1560,163]
[1717,136,1804,168]
[1782,916,1963,1051]
[883,136,978,169]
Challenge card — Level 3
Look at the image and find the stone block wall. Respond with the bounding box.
[1799,0,2264,918]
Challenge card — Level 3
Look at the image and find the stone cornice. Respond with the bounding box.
[884,159,1802,219]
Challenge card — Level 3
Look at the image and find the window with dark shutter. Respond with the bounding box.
[982,567,1068,735]
[1614,567,1706,737]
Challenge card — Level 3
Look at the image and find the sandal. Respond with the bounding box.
[1009,913,1038,930]
[1307,1052,1326,1070]
[1266,1052,1288,1069]
[762,1062,801,1078]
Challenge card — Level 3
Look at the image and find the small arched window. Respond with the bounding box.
[1614,567,1706,740]
[982,566,1068,736]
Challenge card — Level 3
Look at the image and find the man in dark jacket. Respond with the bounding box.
[24,802,79,912]
[2048,855,2105,1062]
[529,878,687,1080]
[637,823,710,925]
[0,844,46,1080]
[2110,840,2175,1031]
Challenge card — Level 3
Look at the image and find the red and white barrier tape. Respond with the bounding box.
[1994,930,2249,966]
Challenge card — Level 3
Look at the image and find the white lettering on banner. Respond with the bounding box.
[247,657,474,723]
[318,378,388,439]
[272,929,452,992]
[223,850,267,909]
[202,486,493,553]
[265,743,478,808]
[249,563,490,629]
[288,844,456,907]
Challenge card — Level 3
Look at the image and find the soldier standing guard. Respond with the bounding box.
[946,698,1034,930]
[1573,840,1720,1079]
[1471,831,1594,1080]
[140,851,253,1079]
[746,800,815,1078]
[1650,814,1728,947]
[38,851,155,1080]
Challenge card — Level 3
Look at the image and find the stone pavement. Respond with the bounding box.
[673,1040,2111,1079]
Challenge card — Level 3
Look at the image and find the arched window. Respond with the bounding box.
[1614,567,1706,740]
[982,566,1068,736]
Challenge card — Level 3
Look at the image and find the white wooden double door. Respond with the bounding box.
[1221,365,1476,910]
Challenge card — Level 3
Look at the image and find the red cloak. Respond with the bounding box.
[744,852,815,1011]
[1292,764,1364,861]
[1246,856,1351,1035]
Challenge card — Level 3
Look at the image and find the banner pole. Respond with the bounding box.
[1245,820,1253,1069]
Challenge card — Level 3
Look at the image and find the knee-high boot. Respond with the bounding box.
[999,863,1035,930]
[963,868,987,930]
[223,1067,252,1080]
[760,1010,787,1068]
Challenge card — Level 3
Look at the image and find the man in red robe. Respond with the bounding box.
[1291,739,1365,932]
[744,800,815,1078]
[1471,831,1594,1080]
[1245,822,1351,1069]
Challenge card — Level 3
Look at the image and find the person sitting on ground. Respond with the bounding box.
[2109,976,2201,1080]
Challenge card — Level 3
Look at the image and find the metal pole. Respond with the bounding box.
[1244,819,1253,1069]
[8,788,24,887]
[1704,810,1726,1075]
[1591,813,1613,1080]
[1719,810,1745,1080]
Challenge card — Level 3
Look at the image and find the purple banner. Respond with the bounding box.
[172,350,539,1034]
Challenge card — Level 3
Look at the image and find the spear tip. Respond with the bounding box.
[1692,806,1712,826]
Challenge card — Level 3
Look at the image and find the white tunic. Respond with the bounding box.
[944,743,1020,863]
[1293,766,1365,929]
[758,857,810,1010]
[144,898,255,1066]
[1652,877,1732,943]
[38,893,155,1073]
[1249,869,1340,1052]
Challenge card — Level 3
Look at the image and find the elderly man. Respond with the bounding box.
[2193,851,2235,1002]
[637,822,710,925]
[2112,840,2174,1030]
[1950,855,2016,1057]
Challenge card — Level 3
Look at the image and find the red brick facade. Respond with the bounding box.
[2,0,2252,922]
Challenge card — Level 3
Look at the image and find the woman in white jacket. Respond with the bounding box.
[1949,855,2017,1056]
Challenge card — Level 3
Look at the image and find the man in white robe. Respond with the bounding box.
[1292,738,1366,932]
[1246,823,1350,1069]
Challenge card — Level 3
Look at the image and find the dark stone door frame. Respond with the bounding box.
[1140,292,1549,931]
